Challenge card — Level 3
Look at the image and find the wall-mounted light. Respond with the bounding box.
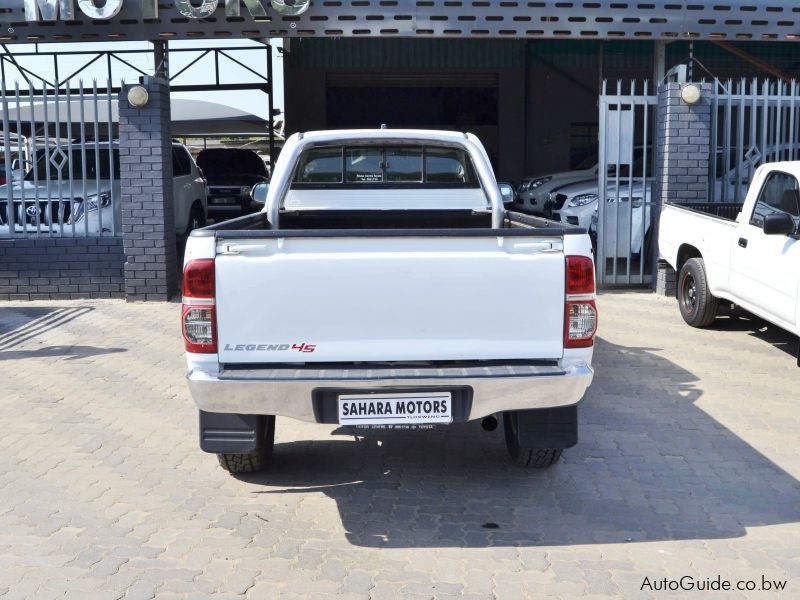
[680,83,702,105]
[127,85,149,108]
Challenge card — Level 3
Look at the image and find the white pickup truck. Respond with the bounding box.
[659,162,800,337]
[182,129,597,473]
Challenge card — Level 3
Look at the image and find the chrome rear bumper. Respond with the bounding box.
[187,362,594,422]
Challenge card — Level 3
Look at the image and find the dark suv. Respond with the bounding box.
[196,148,270,218]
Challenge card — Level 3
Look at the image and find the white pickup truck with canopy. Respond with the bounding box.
[182,129,597,473]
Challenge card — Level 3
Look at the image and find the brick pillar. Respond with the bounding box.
[118,76,178,301]
[653,82,713,295]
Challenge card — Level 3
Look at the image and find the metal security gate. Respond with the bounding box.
[711,79,800,204]
[1,78,117,238]
[597,81,658,286]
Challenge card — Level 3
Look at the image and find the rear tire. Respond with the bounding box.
[503,412,563,468]
[678,257,718,328]
[216,415,275,474]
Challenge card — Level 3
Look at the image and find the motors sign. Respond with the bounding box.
[0,0,324,42]
[21,0,309,21]
[0,1,795,44]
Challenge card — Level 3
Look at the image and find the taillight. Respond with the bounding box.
[566,255,595,295]
[564,256,597,349]
[183,259,215,298]
[182,259,217,353]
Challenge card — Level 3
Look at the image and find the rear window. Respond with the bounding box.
[294,145,478,187]
[197,149,268,177]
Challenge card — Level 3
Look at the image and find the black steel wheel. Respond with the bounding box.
[677,257,718,328]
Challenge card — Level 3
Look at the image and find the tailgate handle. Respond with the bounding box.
[512,241,562,252]
[219,244,242,255]
[218,243,266,255]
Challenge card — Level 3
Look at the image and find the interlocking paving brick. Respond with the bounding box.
[0,292,799,598]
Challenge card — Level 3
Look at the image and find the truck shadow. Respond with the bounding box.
[241,337,800,548]
[711,310,798,359]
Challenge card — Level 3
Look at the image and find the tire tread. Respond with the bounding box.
[503,412,564,469]
[216,415,275,474]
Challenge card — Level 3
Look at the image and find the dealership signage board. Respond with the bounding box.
[0,1,794,44]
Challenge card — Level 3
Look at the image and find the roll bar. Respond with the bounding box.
[265,131,505,229]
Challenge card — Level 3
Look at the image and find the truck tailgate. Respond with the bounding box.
[215,235,566,363]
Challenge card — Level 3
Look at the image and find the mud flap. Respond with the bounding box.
[513,406,578,449]
[198,411,264,454]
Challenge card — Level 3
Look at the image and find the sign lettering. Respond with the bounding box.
[23,0,310,22]
[77,0,123,19]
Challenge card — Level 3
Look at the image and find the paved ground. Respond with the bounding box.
[0,292,798,599]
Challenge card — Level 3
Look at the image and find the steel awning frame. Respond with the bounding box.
[0,1,799,44]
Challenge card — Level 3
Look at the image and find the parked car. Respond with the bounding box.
[550,178,652,256]
[196,148,270,219]
[0,142,207,236]
[0,157,25,186]
[182,129,597,473]
[550,149,756,256]
[659,162,800,335]
[514,155,597,215]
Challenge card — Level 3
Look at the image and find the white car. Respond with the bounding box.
[550,150,757,256]
[549,178,652,257]
[514,156,597,215]
[0,142,207,236]
[183,128,596,473]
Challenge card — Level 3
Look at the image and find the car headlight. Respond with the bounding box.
[88,191,112,211]
[71,191,112,223]
[529,176,552,190]
[568,193,598,207]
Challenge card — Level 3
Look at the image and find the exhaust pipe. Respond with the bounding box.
[481,415,498,432]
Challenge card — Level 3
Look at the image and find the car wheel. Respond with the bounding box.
[678,257,718,328]
[185,203,206,236]
[503,411,562,468]
[216,415,275,474]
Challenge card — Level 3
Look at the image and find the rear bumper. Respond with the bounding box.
[187,362,594,423]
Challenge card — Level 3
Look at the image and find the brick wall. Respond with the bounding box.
[655,82,712,204]
[119,77,179,302]
[0,237,125,300]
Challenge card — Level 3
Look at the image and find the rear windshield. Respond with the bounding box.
[197,149,268,177]
[293,145,479,187]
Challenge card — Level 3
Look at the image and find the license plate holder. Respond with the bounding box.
[338,391,453,426]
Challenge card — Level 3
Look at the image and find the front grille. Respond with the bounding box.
[553,194,568,210]
[0,200,74,226]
